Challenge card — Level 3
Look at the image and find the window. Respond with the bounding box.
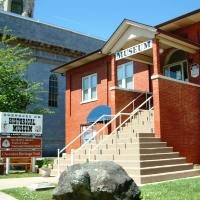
[48,74,58,107]
[164,50,188,81]
[117,62,133,89]
[11,0,23,15]
[82,73,97,102]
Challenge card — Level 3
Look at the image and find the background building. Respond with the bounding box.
[0,0,104,156]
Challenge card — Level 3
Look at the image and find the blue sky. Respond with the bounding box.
[34,0,200,40]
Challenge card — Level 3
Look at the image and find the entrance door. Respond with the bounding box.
[81,125,96,144]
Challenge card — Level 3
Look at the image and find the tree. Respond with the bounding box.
[0,28,51,114]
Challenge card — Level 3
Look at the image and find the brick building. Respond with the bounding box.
[53,9,200,183]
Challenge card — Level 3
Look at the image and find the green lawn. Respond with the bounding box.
[0,172,40,179]
[2,187,53,200]
[141,177,200,200]
[1,177,200,200]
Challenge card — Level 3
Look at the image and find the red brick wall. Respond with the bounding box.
[65,55,150,151]
[66,56,110,151]
[153,77,200,163]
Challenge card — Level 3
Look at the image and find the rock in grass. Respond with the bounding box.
[53,161,141,200]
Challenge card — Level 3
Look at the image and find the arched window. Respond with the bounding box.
[48,74,58,107]
[164,49,188,81]
[11,0,23,15]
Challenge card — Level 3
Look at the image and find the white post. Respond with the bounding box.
[57,149,60,177]
[70,149,74,165]
[31,157,36,173]
[5,157,10,175]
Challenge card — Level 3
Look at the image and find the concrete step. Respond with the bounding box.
[86,152,180,161]
[92,137,160,145]
[90,141,167,150]
[125,163,193,175]
[140,142,167,148]
[140,152,179,160]
[114,157,186,168]
[140,157,186,167]
[138,169,200,184]
[93,146,173,155]
[140,147,173,154]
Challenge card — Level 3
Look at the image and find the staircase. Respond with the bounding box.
[51,94,200,185]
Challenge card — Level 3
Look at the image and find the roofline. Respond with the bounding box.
[51,49,102,73]
[0,10,104,42]
[155,8,200,28]
[102,19,156,54]
[158,28,200,48]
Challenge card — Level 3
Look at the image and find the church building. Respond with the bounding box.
[0,0,104,156]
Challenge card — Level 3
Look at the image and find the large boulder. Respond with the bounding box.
[53,161,141,200]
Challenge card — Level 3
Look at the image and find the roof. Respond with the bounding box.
[52,49,105,74]
[0,10,105,54]
[53,9,200,74]
[156,9,200,31]
[102,19,157,54]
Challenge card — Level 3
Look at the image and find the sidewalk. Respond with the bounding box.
[0,192,16,200]
[0,176,58,190]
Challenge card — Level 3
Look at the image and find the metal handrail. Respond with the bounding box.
[58,114,114,155]
[57,92,148,175]
[70,93,146,154]
[89,96,153,158]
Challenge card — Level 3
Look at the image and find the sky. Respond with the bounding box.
[34,0,200,41]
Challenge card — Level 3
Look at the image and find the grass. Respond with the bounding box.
[1,177,200,200]
[2,187,53,200]
[141,177,200,200]
[0,172,40,179]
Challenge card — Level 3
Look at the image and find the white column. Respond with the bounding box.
[5,157,10,175]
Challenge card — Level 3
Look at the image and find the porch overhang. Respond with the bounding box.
[157,30,200,54]
[102,19,200,65]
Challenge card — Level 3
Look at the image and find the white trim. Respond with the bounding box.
[80,98,98,104]
[109,86,151,94]
[117,61,134,89]
[81,73,97,103]
[151,74,200,88]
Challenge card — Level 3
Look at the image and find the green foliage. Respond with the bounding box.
[0,28,52,114]
[141,177,200,200]
[36,158,54,168]
[2,187,53,200]
[0,172,40,179]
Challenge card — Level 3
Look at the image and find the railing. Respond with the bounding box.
[88,96,153,161]
[57,92,152,175]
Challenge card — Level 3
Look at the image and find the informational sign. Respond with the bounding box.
[115,40,153,61]
[0,137,42,149]
[190,64,199,78]
[0,150,42,158]
[0,112,43,135]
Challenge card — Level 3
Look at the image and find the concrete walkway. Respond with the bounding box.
[0,176,58,200]
[0,176,58,190]
[0,192,17,200]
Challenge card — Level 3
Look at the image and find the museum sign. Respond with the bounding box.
[0,112,43,135]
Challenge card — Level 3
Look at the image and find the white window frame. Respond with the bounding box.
[163,60,189,82]
[117,61,134,89]
[81,73,97,103]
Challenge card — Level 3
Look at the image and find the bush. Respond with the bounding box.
[36,158,53,168]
